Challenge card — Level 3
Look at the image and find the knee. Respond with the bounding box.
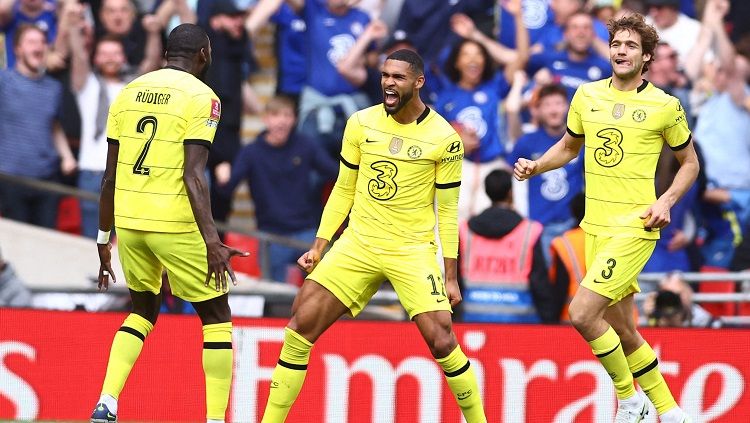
[193,295,232,325]
[131,301,160,325]
[426,333,458,359]
[131,306,159,325]
[287,315,319,344]
[568,303,593,334]
[612,324,640,349]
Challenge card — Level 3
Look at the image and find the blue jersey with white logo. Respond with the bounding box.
[527,50,611,99]
[2,1,57,68]
[536,20,609,52]
[435,73,511,163]
[509,128,584,224]
[497,0,550,49]
[497,2,608,50]
[303,1,370,96]
[272,3,307,95]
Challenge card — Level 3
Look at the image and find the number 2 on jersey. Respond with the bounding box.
[132,116,158,175]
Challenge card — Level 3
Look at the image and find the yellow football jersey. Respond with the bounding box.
[106,68,220,233]
[334,105,464,253]
[567,78,691,239]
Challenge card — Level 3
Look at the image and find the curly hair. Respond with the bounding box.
[608,13,660,73]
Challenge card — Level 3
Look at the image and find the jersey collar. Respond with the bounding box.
[164,65,189,73]
[607,78,650,96]
[416,106,430,124]
[385,106,431,124]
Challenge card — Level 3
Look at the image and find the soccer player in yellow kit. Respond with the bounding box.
[515,15,697,423]
[260,49,486,423]
[91,24,247,423]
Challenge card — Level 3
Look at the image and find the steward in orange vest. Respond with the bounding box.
[548,226,585,322]
[458,169,555,323]
[548,193,587,323]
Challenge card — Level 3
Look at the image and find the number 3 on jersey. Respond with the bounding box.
[132,116,158,175]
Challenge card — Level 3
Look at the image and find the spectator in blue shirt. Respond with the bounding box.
[245,1,307,105]
[220,96,338,282]
[496,0,551,50]
[532,0,609,57]
[436,39,514,219]
[509,83,583,262]
[247,0,372,158]
[527,11,611,99]
[0,24,77,229]
[0,0,59,68]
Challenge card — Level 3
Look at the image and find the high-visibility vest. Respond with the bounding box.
[549,228,586,322]
[459,219,543,323]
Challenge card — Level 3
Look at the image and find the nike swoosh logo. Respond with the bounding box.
[437,298,446,303]
[591,108,601,112]
[365,138,378,143]
[593,279,606,283]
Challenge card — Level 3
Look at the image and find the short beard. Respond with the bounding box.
[383,90,413,115]
[20,55,44,75]
[613,62,643,81]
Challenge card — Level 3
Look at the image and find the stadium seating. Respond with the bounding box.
[224,232,261,277]
[699,265,737,316]
[56,196,81,235]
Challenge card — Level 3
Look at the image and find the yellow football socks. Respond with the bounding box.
[627,342,678,414]
[589,326,636,400]
[261,327,313,423]
[203,322,233,421]
[437,345,486,423]
[101,313,154,399]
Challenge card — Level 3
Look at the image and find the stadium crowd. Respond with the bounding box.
[0,0,749,326]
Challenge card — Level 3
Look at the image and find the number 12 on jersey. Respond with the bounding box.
[132,116,158,175]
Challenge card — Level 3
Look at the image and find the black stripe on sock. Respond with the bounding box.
[444,361,471,378]
[118,326,145,341]
[632,358,659,378]
[203,342,233,349]
[278,359,308,371]
[595,343,621,358]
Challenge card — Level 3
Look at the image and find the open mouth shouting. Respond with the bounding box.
[384,88,399,109]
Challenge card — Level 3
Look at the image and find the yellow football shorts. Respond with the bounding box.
[116,227,225,302]
[308,233,451,319]
[580,233,656,304]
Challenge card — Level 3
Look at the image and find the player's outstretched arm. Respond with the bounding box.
[184,144,249,292]
[513,131,583,181]
[640,141,700,230]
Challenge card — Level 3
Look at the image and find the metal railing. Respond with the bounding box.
[0,171,309,281]
[4,172,750,323]
[639,272,750,326]
[0,172,407,319]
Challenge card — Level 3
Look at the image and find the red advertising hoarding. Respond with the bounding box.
[1,309,748,422]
